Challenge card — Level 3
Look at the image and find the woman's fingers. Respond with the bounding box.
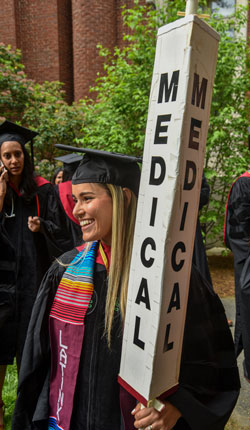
[133,406,159,429]
[132,402,181,430]
[0,166,8,181]
[28,216,41,232]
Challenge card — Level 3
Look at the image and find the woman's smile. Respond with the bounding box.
[72,182,113,245]
[80,219,94,227]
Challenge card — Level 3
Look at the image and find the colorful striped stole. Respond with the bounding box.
[48,241,98,430]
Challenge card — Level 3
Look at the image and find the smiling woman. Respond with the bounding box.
[12,146,240,430]
[72,183,113,246]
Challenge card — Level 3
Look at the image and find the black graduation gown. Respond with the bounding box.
[0,220,16,329]
[192,174,213,288]
[238,252,250,380]
[39,181,83,259]
[12,248,240,430]
[0,179,56,365]
[224,173,250,355]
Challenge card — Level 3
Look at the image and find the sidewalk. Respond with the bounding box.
[222,297,250,429]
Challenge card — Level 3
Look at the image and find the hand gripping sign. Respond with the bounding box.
[118,9,219,406]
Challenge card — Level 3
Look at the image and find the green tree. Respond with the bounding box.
[77,3,159,155]
[1,2,249,244]
[76,0,203,155]
[202,8,250,247]
[23,81,85,178]
[0,43,34,121]
[0,44,85,179]
[78,0,249,247]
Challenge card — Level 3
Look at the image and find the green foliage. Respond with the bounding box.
[203,6,250,247]
[1,1,249,243]
[0,43,34,121]
[33,158,62,182]
[2,363,18,430]
[76,0,207,155]
[77,2,160,155]
[23,81,85,164]
[0,45,85,179]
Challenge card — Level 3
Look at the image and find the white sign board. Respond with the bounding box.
[119,15,219,404]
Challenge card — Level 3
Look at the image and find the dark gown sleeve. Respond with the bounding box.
[224,177,250,356]
[225,177,250,258]
[199,174,210,210]
[38,183,82,259]
[120,265,240,430]
[11,249,78,430]
[239,253,250,380]
[167,265,240,430]
[0,212,16,328]
[192,174,213,288]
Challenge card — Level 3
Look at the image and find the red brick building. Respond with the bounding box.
[0,0,249,103]
[0,0,136,103]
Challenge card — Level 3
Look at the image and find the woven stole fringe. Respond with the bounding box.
[48,241,98,430]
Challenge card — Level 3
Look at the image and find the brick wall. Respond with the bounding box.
[72,0,117,101]
[11,0,73,103]
[71,0,141,101]
[116,0,140,48]
[0,0,17,48]
[15,0,60,86]
[57,0,74,102]
[0,1,249,103]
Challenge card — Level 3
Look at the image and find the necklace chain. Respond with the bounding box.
[5,197,15,218]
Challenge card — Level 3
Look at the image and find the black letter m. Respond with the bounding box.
[158,70,180,103]
[191,73,208,109]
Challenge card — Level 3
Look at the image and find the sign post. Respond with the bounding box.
[118,6,219,406]
[185,0,198,15]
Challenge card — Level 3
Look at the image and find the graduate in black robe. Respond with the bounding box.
[192,174,213,288]
[12,250,240,430]
[40,179,83,253]
[0,121,57,364]
[0,120,67,427]
[238,245,250,382]
[12,146,240,430]
[224,170,250,355]
[227,131,250,383]
[38,153,83,257]
[51,167,64,185]
[52,153,83,247]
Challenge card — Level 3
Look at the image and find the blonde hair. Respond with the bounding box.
[104,184,137,346]
[58,183,137,347]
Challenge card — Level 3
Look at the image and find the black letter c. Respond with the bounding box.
[141,237,156,268]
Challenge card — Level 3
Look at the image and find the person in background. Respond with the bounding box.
[193,173,213,288]
[55,153,82,183]
[39,153,83,256]
[51,167,64,185]
[0,120,58,429]
[12,146,239,430]
[55,153,83,248]
[224,172,250,354]
[224,127,250,379]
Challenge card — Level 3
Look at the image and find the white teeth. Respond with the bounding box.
[80,220,92,227]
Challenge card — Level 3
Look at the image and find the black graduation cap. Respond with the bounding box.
[0,119,38,163]
[248,126,250,151]
[54,153,83,180]
[0,119,38,147]
[54,144,142,196]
